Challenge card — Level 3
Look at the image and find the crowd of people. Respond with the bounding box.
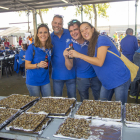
[23,15,140,105]
[1,15,140,105]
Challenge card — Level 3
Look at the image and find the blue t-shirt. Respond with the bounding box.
[120,35,138,61]
[92,35,130,90]
[66,39,96,78]
[25,44,51,86]
[19,49,26,64]
[51,29,75,80]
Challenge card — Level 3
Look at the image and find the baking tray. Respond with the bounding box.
[5,112,48,133]
[27,97,76,118]
[74,100,122,121]
[33,118,52,135]
[0,94,39,110]
[0,107,22,130]
[124,103,140,128]
[53,118,122,140]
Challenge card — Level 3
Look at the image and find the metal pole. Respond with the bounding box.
[28,10,29,32]
[135,0,138,36]
[81,5,83,22]
[128,1,129,28]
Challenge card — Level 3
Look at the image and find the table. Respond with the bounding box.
[0,96,140,140]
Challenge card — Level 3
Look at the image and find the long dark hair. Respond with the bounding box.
[34,24,53,49]
[80,22,99,57]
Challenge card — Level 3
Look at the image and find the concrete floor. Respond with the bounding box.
[0,71,139,104]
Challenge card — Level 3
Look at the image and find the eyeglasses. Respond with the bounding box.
[68,20,79,25]
[54,14,64,18]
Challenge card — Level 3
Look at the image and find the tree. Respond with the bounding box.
[75,4,110,28]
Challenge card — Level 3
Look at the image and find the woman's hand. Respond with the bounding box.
[68,50,81,58]
[63,48,69,59]
[38,61,48,68]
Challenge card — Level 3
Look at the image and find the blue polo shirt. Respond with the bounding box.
[120,35,138,61]
[92,35,130,90]
[51,29,76,80]
[66,39,96,78]
[19,49,25,64]
[25,44,51,86]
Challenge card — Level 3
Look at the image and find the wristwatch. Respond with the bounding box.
[37,63,39,68]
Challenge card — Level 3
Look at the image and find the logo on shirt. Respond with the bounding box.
[66,38,70,43]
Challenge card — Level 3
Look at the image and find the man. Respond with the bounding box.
[120,28,138,62]
[51,15,76,98]
[63,19,101,101]
[129,47,140,99]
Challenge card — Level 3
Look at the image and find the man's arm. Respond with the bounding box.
[63,48,73,70]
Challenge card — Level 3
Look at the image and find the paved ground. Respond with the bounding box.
[0,71,139,104]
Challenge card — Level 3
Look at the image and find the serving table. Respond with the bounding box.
[0,96,140,140]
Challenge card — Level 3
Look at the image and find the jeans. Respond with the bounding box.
[26,83,51,97]
[130,52,140,96]
[76,77,101,102]
[53,79,76,98]
[100,78,131,105]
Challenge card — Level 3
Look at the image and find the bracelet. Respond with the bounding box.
[36,63,39,69]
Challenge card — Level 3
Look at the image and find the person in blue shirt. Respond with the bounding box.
[63,19,101,102]
[51,15,76,98]
[25,24,53,97]
[130,47,140,99]
[19,43,26,76]
[120,28,138,62]
[68,22,131,105]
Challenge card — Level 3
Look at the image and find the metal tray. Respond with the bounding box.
[5,112,48,133]
[74,100,122,121]
[54,118,122,140]
[0,94,39,110]
[27,96,76,117]
[0,107,22,130]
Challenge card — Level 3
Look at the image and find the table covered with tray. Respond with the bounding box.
[0,95,140,140]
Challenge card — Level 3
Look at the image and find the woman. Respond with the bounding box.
[68,22,131,105]
[25,24,53,97]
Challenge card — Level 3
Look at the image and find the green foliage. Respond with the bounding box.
[75,3,110,20]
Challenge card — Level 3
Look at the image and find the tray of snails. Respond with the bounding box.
[5,112,48,133]
[54,117,122,140]
[74,100,122,122]
[0,94,39,110]
[124,103,140,128]
[0,107,21,130]
[27,97,76,118]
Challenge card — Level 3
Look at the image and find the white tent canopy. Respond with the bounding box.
[0,27,20,36]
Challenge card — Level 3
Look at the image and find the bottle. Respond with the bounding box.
[44,55,48,69]
[68,43,74,59]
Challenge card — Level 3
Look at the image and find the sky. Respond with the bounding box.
[0,1,140,32]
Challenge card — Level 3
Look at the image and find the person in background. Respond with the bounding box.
[138,39,140,48]
[25,24,53,97]
[63,19,101,101]
[9,46,15,54]
[19,43,27,77]
[51,15,76,98]
[119,33,125,42]
[68,22,131,105]
[19,37,22,46]
[4,40,9,48]
[0,46,5,53]
[129,45,140,99]
[120,28,138,62]
[113,32,118,42]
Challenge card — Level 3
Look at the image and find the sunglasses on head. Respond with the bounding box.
[37,23,48,28]
[68,20,79,25]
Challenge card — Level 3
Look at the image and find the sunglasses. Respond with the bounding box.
[37,23,48,28]
[68,20,79,25]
